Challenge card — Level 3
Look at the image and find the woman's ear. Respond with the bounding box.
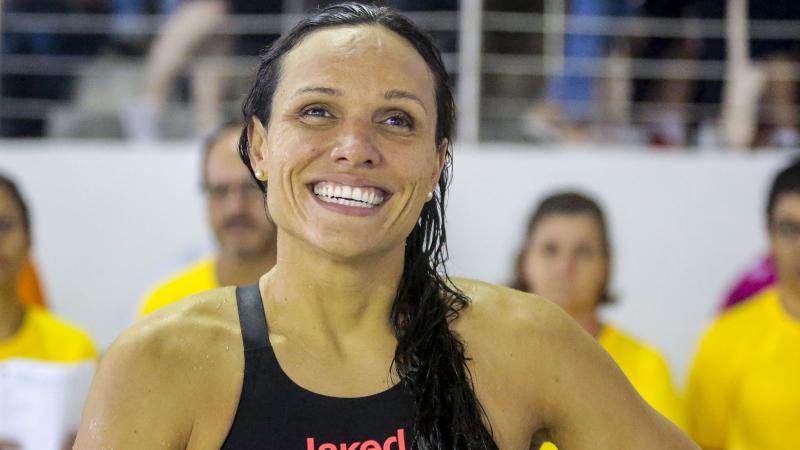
[431,138,449,189]
[248,117,269,179]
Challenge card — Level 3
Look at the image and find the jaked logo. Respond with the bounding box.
[306,428,407,450]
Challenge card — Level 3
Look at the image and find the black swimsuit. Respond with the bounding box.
[222,285,416,449]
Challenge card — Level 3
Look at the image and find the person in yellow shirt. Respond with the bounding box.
[513,191,683,450]
[687,160,800,450]
[0,173,96,362]
[139,123,277,316]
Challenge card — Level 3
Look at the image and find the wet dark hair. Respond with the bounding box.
[512,191,615,305]
[767,158,800,228]
[0,172,31,239]
[237,3,496,449]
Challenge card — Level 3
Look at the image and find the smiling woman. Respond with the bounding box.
[74,3,700,450]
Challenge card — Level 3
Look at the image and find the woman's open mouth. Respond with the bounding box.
[311,181,388,209]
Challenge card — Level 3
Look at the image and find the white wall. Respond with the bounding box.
[1,140,791,386]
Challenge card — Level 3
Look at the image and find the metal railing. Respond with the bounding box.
[2,1,798,146]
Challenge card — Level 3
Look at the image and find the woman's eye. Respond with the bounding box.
[301,106,331,118]
[383,113,414,129]
[541,243,558,257]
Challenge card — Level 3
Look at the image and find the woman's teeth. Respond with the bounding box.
[313,182,385,208]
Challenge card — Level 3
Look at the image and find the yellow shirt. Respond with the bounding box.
[138,258,217,317]
[687,287,800,450]
[539,324,682,450]
[599,325,684,428]
[0,306,97,362]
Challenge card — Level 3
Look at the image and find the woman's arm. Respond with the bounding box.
[455,278,700,450]
[519,297,699,449]
[74,317,199,449]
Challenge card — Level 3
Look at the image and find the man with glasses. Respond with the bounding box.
[687,159,800,450]
[138,123,276,316]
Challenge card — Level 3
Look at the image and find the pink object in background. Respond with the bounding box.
[721,254,777,312]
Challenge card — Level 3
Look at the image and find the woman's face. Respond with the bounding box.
[521,213,609,315]
[0,187,29,286]
[250,25,445,261]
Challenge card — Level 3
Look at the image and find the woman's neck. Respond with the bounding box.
[215,248,276,287]
[778,283,800,321]
[0,282,25,341]
[263,233,405,340]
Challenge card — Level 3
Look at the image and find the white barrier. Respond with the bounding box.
[1,140,792,384]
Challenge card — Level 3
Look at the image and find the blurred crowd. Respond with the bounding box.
[3,0,800,148]
[524,0,800,148]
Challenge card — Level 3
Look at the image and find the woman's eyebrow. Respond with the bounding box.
[384,89,427,112]
[290,87,427,112]
[292,86,341,98]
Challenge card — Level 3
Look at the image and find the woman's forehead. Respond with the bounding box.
[0,187,21,217]
[277,25,436,102]
[533,213,603,237]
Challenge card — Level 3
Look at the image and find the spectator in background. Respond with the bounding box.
[125,0,282,139]
[0,172,96,361]
[138,123,276,316]
[720,253,776,311]
[513,192,684,448]
[687,160,800,450]
[523,0,639,142]
[696,0,800,148]
[110,0,183,54]
[630,0,702,147]
[747,1,800,148]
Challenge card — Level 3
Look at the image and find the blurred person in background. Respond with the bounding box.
[138,123,276,316]
[687,159,800,450]
[0,172,96,361]
[696,0,800,148]
[747,1,800,148]
[719,252,775,312]
[513,191,684,450]
[523,0,640,143]
[125,0,282,139]
[110,0,183,54]
[0,176,94,450]
[630,0,703,147]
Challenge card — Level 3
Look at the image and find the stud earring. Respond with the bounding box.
[426,191,433,201]
[255,169,266,181]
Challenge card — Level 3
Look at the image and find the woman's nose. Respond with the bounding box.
[330,122,382,167]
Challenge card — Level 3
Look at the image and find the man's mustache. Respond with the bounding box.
[223,216,257,230]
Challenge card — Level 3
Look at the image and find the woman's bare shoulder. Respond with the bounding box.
[449,278,699,449]
[139,286,241,338]
[449,278,583,397]
[119,287,242,365]
[75,287,244,449]
[450,277,573,342]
